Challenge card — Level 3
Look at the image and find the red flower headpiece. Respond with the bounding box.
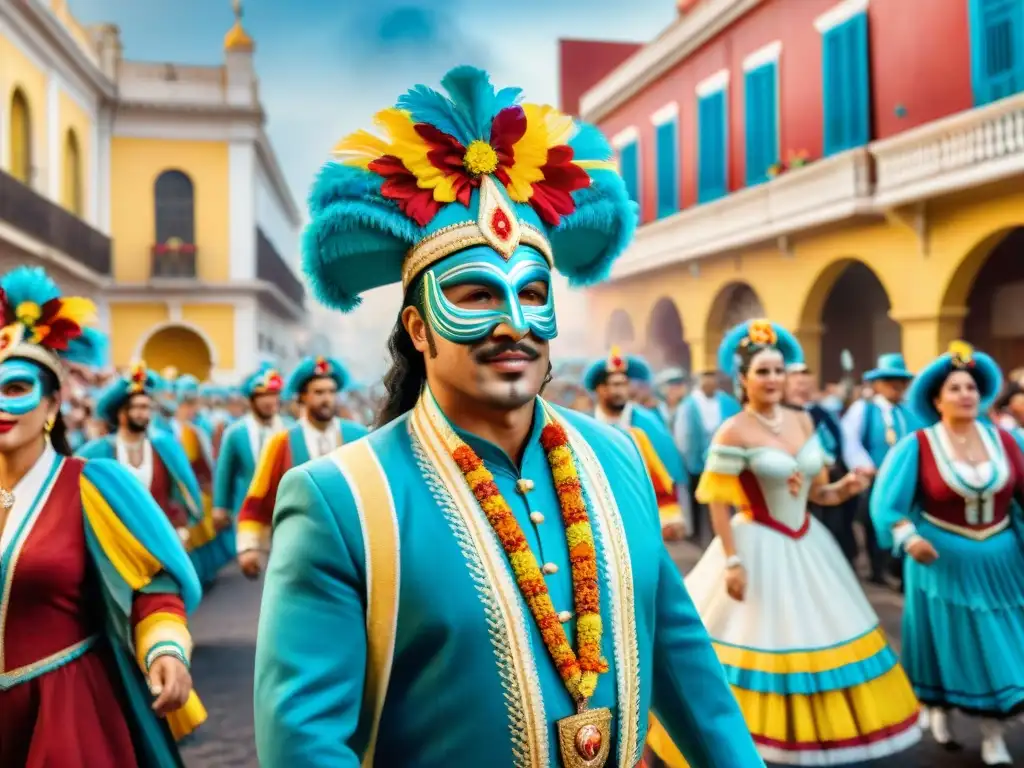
[128,360,148,393]
[313,356,331,376]
[605,346,628,374]
[256,369,283,393]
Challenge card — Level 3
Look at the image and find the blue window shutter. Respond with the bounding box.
[970,0,1024,105]
[655,119,679,218]
[619,141,639,204]
[744,63,778,185]
[698,90,727,203]
[822,12,870,155]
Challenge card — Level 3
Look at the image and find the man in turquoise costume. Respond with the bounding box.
[255,67,761,768]
[211,363,285,526]
[841,353,917,585]
[78,363,207,557]
[584,350,690,541]
[236,355,368,578]
[672,368,741,546]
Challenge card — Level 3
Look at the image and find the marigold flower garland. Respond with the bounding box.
[451,419,607,701]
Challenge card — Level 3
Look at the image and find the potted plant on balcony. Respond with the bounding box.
[151,237,197,278]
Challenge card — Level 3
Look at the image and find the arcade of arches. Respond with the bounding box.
[586,183,1024,384]
[141,325,214,381]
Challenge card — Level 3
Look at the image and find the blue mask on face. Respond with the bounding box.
[0,360,45,416]
[421,246,557,345]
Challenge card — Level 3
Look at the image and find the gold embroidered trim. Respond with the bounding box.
[409,395,548,768]
[546,402,642,767]
[921,513,1010,541]
[402,223,552,289]
[0,635,98,690]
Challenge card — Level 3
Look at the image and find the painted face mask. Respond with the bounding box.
[420,246,557,345]
[0,360,46,416]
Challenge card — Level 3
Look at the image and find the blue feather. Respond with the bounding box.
[63,327,109,369]
[0,266,61,307]
[396,85,473,144]
[493,86,523,113]
[441,66,499,140]
[569,124,613,162]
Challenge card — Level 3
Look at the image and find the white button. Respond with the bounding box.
[557,610,572,623]
[542,562,558,574]
[530,511,545,524]
[517,478,535,494]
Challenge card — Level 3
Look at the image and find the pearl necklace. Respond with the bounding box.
[747,405,783,435]
[0,487,12,511]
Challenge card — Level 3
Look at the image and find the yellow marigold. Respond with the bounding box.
[463,140,499,175]
[747,319,777,346]
[948,340,974,366]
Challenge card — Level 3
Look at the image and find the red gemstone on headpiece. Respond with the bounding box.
[490,208,512,242]
[610,356,623,369]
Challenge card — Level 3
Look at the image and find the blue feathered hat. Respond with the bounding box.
[304,66,636,312]
[174,374,201,402]
[284,355,350,399]
[717,319,804,379]
[241,362,284,398]
[0,266,107,381]
[95,360,160,424]
[907,341,1002,427]
[583,346,653,391]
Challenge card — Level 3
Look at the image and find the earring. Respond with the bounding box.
[44,419,54,434]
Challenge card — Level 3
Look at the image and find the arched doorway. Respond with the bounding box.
[645,296,691,371]
[606,308,636,350]
[141,324,213,380]
[817,261,899,383]
[62,128,83,215]
[962,228,1024,373]
[704,282,765,364]
[9,88,32,184]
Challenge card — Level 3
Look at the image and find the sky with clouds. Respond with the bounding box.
[68,0,675,209]
[66,0,675,372]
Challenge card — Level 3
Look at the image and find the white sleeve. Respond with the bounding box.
[840,399,875,470]
[672,401,688,456]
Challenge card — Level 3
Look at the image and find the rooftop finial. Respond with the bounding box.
[224,0,254,52]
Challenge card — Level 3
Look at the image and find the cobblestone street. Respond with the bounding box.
[182,546,1020,767]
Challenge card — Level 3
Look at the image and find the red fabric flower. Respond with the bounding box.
[527,145,590,226]
[368,155,443,227]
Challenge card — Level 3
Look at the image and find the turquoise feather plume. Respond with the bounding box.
[63,327,109,369]
[0,265,62,307]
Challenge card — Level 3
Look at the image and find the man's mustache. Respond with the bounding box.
[473,340,541,364]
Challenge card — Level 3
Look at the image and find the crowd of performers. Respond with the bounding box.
[4,63,1024,768]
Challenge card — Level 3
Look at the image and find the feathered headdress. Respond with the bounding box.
[0,266,107,379]
[582,347,653,391]
[94,359,160,424]
[305,66,636,312]
[717,319,804,379]
[284,355,350,399]
[242,363,284,398]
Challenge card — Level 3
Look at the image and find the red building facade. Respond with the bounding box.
[561,0,1024,380]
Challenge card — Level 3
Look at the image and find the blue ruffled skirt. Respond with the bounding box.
[902,521,1024,717]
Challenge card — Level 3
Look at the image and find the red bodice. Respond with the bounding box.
[2,459,99,671]
[916,428,1024,535]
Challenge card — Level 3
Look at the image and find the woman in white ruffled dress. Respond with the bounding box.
[650,319,921,767]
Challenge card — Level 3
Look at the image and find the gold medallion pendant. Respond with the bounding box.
[557,706,612,768]
[885,427,897,446]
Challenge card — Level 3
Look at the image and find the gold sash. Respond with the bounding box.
[331,441,400,767]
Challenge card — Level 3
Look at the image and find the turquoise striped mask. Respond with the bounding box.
[0,360,45,416]
[421,247,557,345]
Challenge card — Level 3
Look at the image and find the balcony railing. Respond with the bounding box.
[612,148,873,279]
[150,247,198,278]
[871,92,1024,208]
[0,169,111,275]
[256,228,305,307]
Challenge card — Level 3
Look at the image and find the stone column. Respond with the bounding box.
[889,307,968,372]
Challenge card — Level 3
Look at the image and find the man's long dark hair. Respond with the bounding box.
[376,280,430,428]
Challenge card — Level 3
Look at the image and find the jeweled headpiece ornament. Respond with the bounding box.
[284,355,350,399]
[303,66,637,312]
[605,346,628,374]
[0,266,107,380]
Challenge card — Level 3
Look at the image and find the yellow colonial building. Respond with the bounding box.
[0,0,306,382]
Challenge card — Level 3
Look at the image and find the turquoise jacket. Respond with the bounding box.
[677,391,741,476]
[254,392,761,767]
[213,416,284,514]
